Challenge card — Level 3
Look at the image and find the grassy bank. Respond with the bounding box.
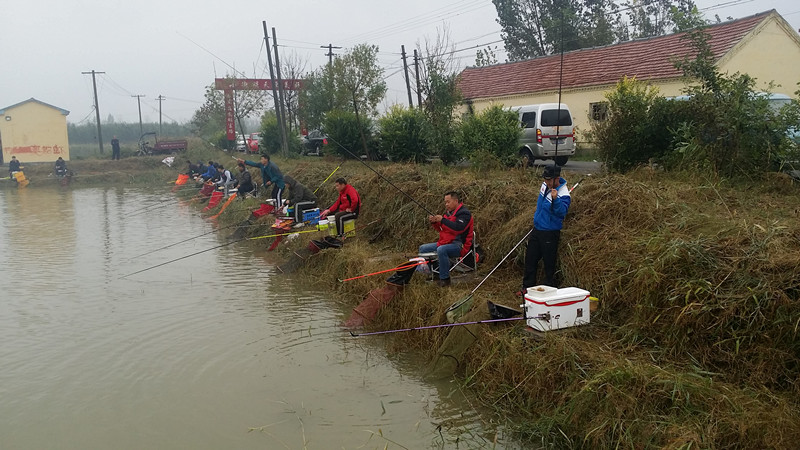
[61,141,800,447]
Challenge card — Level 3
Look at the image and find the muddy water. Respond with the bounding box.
[0,187,516,449]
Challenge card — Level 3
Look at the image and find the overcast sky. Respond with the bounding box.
[1,0,797,125]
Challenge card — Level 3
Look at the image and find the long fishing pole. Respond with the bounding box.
[248,228,323,241]
[553,4,566,167]
[127,222,243,260]
[313,164,341,194]
[338,260,427,283]
[349,316,525,337]
[326,136,435,216]
[470,228,534,296]
[119,237,246,279]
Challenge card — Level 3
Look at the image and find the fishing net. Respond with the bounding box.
[276,248,313,274]
[424,307,486,380]
[343,284,403,328]
[203,191,223,211]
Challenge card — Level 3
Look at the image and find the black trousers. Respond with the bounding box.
[523,229,561,289]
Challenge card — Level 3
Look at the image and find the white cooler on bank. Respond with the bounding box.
[523,286,591,332]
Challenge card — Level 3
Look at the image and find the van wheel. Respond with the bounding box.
[554,156,569,166]
[519,149,534,167]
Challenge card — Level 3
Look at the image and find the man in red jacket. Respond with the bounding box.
[419,191,473,287]
[320,178,360,237]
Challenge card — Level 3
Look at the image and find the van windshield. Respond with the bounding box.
[541,109,572,127]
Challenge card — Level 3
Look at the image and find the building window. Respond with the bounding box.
[590,102,608,121]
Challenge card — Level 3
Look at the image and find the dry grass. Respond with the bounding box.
[176,144,800,448]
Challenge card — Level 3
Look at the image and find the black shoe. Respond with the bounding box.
[436,278,451,287]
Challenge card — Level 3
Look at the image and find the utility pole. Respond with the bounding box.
[272,27,289,156]
[82,70,105,154]
[413,49,423,109]
[401,45,413,108]
[131,94,145,135]
[156,95,166,135]
[320,43,341,66]
[263,21,284,156]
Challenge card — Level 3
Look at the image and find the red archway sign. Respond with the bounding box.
[214,78,304,140]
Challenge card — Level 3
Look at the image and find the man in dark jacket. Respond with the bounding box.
[236,163,255,198]
[239,154,284,206]
[418,191,473,287]
[284,175,318,222]
[522,165,571,291]
[9,155,21,177]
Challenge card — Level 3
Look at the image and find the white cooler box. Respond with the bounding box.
[523,286,591,332]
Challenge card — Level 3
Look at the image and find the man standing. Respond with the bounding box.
[320,178,360,237]
[522,165,571,291]
[419,191,473,287]
[111,136,121,160]
[239,154,284,206]
[8,155,21,177]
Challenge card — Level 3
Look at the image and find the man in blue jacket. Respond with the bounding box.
[239,154,285,206]
[522,165,571,291]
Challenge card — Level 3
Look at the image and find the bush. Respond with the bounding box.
[590,77,685,172]
[456,104,520,166]
[378,106,429,163]
[323,110,376,159]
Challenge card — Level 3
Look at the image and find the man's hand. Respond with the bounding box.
[320,209,330,219]
[429,214,443,223]
[345,208,352,213]
[550,189,558,200]
[266,181,272,186]
[237,158,244,165]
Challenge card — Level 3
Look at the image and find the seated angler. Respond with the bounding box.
[235,163,256,198]
[200,160,217,181]
[215,164,236,197]
[320,178,360,237]
[54,157,68,178]
[284,175,318,222]
[418,191,473,287]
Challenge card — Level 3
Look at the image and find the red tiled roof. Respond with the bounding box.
[458,10,773,100]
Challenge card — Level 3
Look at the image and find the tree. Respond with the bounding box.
[276,52,308,134]
[416,27,463,164]
[189,75,266,145]
[623,0,698,39]
[475,45,499,67]
[492,0,626,61]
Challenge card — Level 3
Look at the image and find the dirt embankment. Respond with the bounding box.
[60,143,800,448]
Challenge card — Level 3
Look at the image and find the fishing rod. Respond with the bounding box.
[326,136,435,216]
[119,237,246,279]
[313,164,341,194]
[248,227,323,241]
[338,260,428,283]
[471,228,534,295]
[349,316,526,337]
[127,222,243,260]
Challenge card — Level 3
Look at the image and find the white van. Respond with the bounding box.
[512,103,575,166]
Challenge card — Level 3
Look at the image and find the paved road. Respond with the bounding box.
[531,159,603,175]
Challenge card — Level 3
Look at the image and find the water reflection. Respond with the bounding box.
[0,187,518,449]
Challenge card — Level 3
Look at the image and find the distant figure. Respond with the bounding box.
[55,157,68,177]
[201,160,217,181]
[239,154,285,206]
[8,155,21,177]
[215,164,236,197]
[186,159,200,177]
[418,191,473,287]
[111,136,121,160]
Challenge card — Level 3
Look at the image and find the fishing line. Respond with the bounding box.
[338,260,428,283]
[119,238,246,279]
[325,135,435,216]
[349,316,526,337]
[127,222,243,260]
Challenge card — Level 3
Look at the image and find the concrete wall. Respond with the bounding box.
[718,16,800,95]
[1,101,70,163]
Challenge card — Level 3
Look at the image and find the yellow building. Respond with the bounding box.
[0,98,70,165]
[458,10,800,148]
